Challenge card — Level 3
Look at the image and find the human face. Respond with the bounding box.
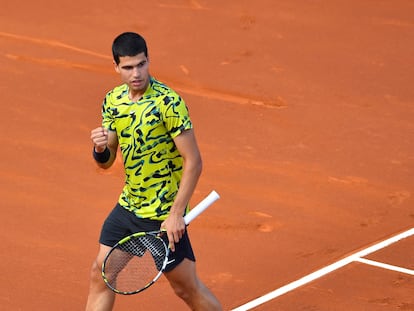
[114,52,150,99]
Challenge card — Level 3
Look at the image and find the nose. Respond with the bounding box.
[132,66,140,78]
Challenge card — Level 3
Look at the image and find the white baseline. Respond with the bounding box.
[231,227,414,311]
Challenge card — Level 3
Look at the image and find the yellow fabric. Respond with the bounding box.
[102,77,192,220]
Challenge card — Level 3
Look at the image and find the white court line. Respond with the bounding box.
[355,257,414,276]
[231,227,414,311]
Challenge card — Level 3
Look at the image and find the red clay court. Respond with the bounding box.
[1,1,413,310]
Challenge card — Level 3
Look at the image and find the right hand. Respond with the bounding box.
[90,127,108,152]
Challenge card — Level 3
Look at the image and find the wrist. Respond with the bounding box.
[93,146,110,163]
[94,145,106,153]
[169,205,186,218]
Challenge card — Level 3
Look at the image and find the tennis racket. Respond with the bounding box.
[101,190,220,295]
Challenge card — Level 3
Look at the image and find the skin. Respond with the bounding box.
[86,53,222,311]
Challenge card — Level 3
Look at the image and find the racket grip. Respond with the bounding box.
[184,191,220,225]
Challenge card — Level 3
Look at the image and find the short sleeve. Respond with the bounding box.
[160,93,192,138]
[101,92,116,131]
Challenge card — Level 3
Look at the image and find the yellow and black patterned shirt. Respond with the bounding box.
[102,77,192,220]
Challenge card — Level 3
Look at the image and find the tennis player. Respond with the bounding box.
[85,32,222,310]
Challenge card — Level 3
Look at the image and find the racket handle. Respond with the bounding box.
[184,191,220,225]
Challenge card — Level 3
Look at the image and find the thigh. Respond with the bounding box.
[96,243,113,267]
[99,203,161,247]
[99,204,132,247]
[164,258,199,289]
[163,229,196,272]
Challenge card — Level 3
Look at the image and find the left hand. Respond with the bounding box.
[160,213,186,252]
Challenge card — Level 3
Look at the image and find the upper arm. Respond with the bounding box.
[173,129,202,168]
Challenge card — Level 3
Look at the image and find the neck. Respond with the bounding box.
[128,81,150,101]
[129,90,144,102]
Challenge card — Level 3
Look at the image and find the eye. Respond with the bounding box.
[138,61,147,68]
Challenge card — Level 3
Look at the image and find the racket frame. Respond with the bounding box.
[101,231,169,295]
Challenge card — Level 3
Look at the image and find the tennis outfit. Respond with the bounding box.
[99,77,195,271]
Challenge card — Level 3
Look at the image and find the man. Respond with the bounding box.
[86,32,222,311]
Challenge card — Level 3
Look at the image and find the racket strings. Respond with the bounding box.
[103,234,168,294]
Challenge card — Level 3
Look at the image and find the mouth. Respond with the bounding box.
[131,79,143,87]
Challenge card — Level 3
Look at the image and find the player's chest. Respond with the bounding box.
[111,100,164,136]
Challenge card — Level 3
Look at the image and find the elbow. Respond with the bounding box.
[196,156,203,177]
[189,153,202,178]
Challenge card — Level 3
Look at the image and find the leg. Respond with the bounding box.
[164,258,222,311]
[85,244,116,311]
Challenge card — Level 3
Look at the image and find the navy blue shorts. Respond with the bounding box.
[100,203,195,272]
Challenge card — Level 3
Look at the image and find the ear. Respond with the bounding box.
[113,60,120,73]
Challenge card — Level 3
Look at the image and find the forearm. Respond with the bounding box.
[170,156,203,217]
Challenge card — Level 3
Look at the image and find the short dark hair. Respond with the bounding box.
[112,32,148,64]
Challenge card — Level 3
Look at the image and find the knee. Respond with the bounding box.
[171,276,202,303]
[89,259,103,284]
[171,282,193,301]
[172,281,222,311]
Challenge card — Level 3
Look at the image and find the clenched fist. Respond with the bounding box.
[91,127,108,152]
